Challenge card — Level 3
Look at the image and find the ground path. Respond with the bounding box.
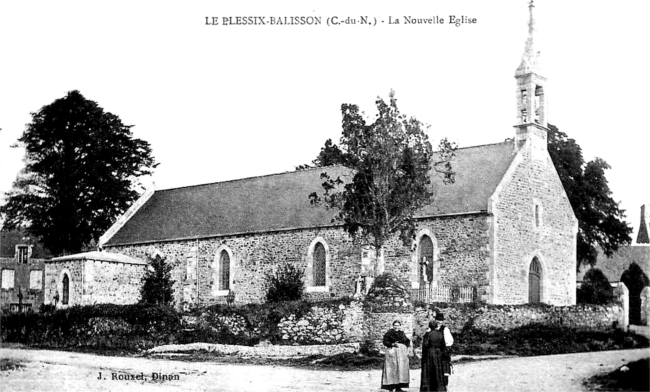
[1,347,649,391]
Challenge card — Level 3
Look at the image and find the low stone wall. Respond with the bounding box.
[278,305,346,344]
[147,342,360,358]
[413,302,625,337]
[204,314,250,336]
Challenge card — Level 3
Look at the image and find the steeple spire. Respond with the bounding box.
[514,0,548,153]
[516,0,541,76]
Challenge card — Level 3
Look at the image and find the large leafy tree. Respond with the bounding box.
[0,90,157,255]
[309,91,456,275]
[547,124,632,270]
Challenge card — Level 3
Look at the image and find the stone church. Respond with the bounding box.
[56,2,577,308]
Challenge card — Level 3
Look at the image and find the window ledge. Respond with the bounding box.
[213,290,231,296]
[306,286,329,293]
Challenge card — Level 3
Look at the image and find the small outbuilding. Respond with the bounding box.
[44,251,147,308]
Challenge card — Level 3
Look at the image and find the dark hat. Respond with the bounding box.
[434,312,445,321]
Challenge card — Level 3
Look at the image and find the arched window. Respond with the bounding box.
[313,242,326,287]
[219,250,230,291]
[419,235,434,283]
[528,257,541,303]
[62,274,69,305]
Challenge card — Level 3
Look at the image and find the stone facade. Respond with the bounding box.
[107,214,493,307]
[0,229,50,313]
[0,259,45,313]
[44,253,146,307]
[489,139,577,305]
[110,227,357,306]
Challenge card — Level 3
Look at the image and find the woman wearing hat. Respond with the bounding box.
[420,311,454,391]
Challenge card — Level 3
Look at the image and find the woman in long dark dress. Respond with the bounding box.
[420,315,451,392]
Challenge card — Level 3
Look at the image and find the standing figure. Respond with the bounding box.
[381,320,411,391]
[420,312,454,391]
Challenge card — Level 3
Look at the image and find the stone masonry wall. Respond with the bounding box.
[413,215,490,299]
[108,214,491,306]
[186,300,364,345]
[86,260,145,305]
[374,215,490,295]
[490,141,577,305]
[413,303,624,337]
[44,260,145,307]
[109,227,360,307]
[44,261,83,307]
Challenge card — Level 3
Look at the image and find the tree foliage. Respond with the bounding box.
[547,125,632,270]
[0,91,157,255]
[309,91,456,259]
[140,254,174,306]
[263,262,305,303]
[577,268,614,304]
[295,138,347,171]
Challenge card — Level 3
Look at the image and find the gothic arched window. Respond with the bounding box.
[62,274,69,305]
[528,257,541,303]
[313,242,326,287]
[219,250,230,291]
[419,235,434,283]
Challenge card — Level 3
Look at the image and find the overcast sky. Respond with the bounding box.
[1,0,648,239]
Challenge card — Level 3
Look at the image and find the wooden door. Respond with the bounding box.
[528,258,541,303]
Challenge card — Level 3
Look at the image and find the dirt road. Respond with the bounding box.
[1,347,648,392]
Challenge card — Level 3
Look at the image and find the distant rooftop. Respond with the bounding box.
[49,251,147,265]
[0,229,53,259]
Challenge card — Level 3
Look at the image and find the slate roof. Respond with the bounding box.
[577,246,650,283]
[105,141,516,246]
[49,251,147,265]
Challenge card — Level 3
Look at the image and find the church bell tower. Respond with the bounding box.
[514,0,549,152]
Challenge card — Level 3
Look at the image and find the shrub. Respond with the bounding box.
[578,268,614,304]
[140,254,174,306]
[263,262,305,303]
[0,303,182,350]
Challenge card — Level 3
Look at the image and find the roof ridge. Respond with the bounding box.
[156,164,348,193]
[454,140,513,151]
[156,141,513,193]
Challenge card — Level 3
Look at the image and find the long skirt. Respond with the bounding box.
[381,344,410,390]
[420,348,446,392]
